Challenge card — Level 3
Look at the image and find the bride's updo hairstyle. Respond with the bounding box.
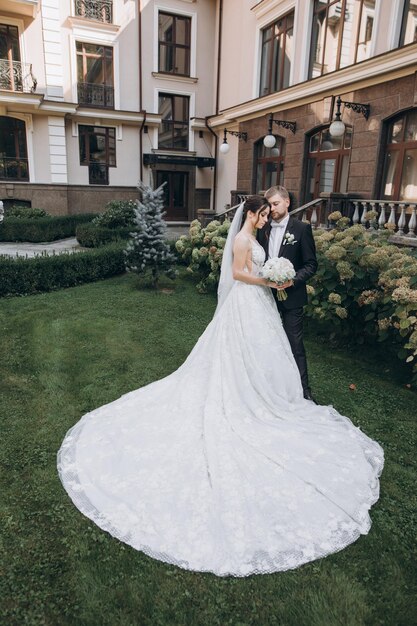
[240,195,270,229]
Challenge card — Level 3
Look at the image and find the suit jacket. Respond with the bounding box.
[257,216,318,310]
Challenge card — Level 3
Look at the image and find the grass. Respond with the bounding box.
[1,271,416,626]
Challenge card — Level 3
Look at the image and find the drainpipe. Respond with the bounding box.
[208,0,223,213]
[138,0,144,182]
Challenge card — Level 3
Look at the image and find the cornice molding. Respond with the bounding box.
[151,72,198,84]
[208,44,417,127]
[66,16,120,35]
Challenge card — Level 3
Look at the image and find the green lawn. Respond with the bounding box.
[1,272,416,626]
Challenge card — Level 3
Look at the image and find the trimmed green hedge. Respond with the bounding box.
[76,223,132,247]
[0,214,95,243]
[0,243,125,297]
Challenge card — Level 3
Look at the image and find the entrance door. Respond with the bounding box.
[156,171,189,220]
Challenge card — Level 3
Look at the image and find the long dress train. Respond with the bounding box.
[58,241,383,577]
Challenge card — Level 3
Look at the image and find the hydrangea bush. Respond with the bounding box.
[175,219,230,293]
[178,216,417,383]
[307,218,417,384]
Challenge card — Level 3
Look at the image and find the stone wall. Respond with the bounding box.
[0,184,139,215]
[236,74,417,206]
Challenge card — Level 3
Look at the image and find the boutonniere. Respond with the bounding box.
[283,232,297,246]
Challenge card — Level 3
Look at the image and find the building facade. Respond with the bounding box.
[210,0,417,215]
[0,0,416,218]
[0,0,217,217]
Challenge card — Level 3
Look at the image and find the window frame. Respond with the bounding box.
[78,124,116,185]
[258,10,294,97]
[308,0,377,79]
[253,136,286,193]
[158,11,191,77]
[399,0,417,47]
[158,92,190,151]
[76,41,114,108]
[380,109,417,201]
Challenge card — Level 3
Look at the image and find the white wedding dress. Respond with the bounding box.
[58,239,383,577]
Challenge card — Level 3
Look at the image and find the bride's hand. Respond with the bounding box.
[266,280,294,290]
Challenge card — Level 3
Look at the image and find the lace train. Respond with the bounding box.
[58,242,383,576]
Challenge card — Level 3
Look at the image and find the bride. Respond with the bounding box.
[58,195,383,577]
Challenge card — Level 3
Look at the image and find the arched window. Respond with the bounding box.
[381,110,417,201]
[0,116,29,181]
[305,126,352,201]
[254,136,285,193]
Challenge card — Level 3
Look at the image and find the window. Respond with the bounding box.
[0,24,22,91]
[254,137,285,192]
[305,126,352,201]
[158,12,191,76]
[79,125,116,185]
[381,110,417,201]
[399,0,417,47]
[0,116,29,181]
[309,0,376,79]
[259,12,294,96]
[76,42,114,108]
[158,94,189,150]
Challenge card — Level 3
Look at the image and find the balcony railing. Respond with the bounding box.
[77,82,114,108]
[209,194,417,246]
[88,163,109,185]
[74,0,113,23]
[0,157,29,181]
[0,60,37,93]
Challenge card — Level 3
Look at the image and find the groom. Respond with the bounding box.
[257,185,318,401]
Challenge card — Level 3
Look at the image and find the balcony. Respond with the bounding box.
[0,60,37,93]
[0,157,29,182]
[74,0,113,24]
[77,82,114,109]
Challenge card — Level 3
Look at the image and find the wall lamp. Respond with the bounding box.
[263,113,296,148]
[329,95,370,137]
[219,128,248,154]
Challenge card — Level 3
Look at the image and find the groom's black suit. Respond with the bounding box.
[257,216,318,393]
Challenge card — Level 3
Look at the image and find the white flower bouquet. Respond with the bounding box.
[261,256,296,301]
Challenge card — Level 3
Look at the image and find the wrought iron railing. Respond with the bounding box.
[0,157,29,181]
[88,163,109,185]
[0,60,37,93]
[77,82,114,108]
[74,0,113,23]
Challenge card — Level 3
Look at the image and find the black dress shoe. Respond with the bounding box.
[303,390,318,404]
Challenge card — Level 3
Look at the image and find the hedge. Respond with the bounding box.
[0,214,95,243]
[76,223,132,247]
[0,243,125,297]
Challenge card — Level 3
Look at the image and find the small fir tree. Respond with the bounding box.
[124,181,177,288]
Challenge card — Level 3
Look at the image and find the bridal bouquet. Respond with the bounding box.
[261,257,296,301]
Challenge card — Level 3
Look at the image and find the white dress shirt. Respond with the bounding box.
[268,214,290,259]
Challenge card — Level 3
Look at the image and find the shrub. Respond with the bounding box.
[76,223,132,247]
[0,243,125,297]
[7,205,48,219]
[306,222,417,384]
[175,219,230,292]
[0,214,95,243]
[92,200,138,229]
[124,182,177,288]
